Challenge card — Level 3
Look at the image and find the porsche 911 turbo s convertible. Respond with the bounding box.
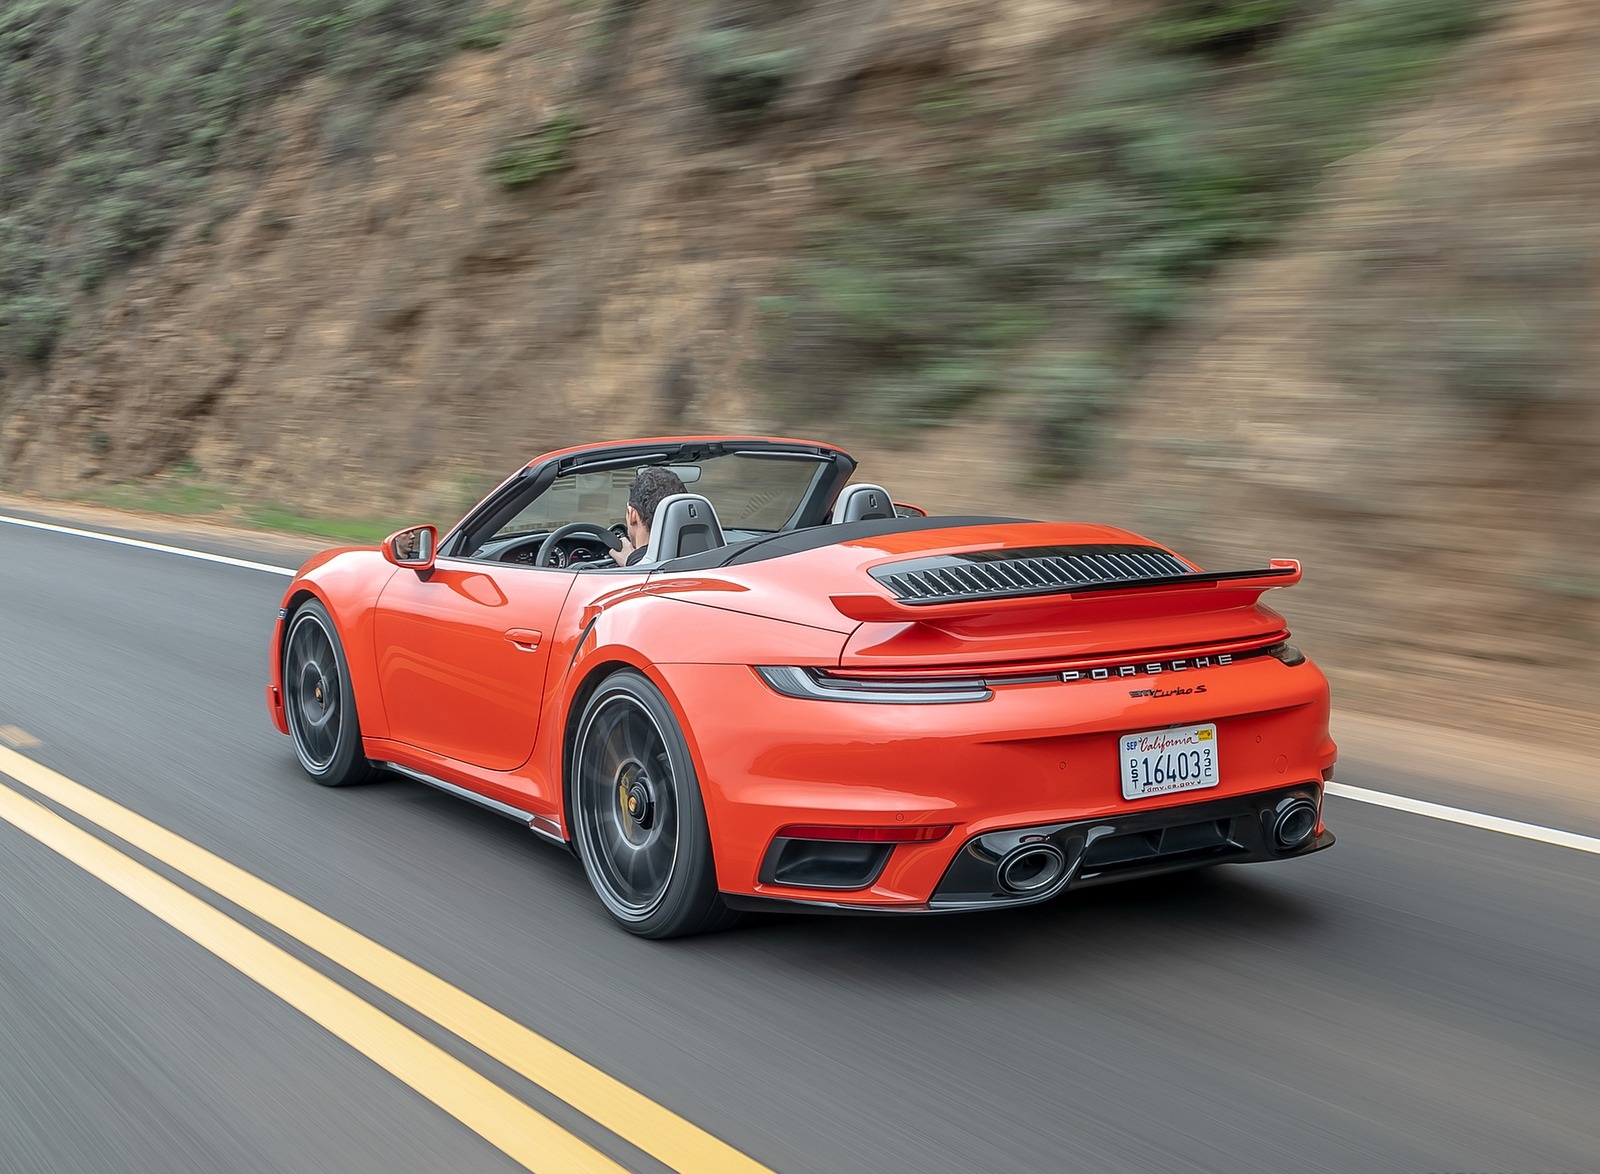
[267,435,1335,937]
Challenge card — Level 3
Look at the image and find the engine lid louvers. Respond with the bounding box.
[871,544,1195,604]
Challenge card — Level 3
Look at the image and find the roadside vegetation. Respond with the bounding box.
[0,0,476,372]
[69,461,409,543]
[758,0,1496,477]
[490,110,580,190]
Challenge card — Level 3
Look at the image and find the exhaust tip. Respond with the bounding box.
[996,843,1067,894]
[1273,798,1318,850]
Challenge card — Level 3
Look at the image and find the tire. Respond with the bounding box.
[570,670,738,938]
[282,599,380,787]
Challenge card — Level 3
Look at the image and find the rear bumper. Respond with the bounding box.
[657,658,1337,906]
[723,783,1333,915]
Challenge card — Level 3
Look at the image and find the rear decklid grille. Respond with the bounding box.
[872,544,1194,604]
[833,547,1302,664]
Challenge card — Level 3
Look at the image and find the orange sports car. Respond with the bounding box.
[267,436,1335,937]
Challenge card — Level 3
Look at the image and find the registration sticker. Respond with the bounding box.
[1120,723,1220,800]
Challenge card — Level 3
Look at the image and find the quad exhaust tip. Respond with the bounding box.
[1273,798,1319,850]
[996,843,1068,894]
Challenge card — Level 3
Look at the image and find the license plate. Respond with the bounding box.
[1120,723,1220,800]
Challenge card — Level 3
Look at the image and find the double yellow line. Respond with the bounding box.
[0,744,769,1174]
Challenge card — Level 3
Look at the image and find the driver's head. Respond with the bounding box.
[626,466,687,539]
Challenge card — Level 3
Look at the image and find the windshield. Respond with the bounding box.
[491,453,829,540]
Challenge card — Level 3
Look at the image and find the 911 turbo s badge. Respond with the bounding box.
[1127,684,1208,699]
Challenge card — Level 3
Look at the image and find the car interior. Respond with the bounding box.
[468,480,924,571]
[447,443,936,572]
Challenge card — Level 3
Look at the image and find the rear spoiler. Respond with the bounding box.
[830,559,1301,624]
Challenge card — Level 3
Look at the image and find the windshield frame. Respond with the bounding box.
[440,438,855,563]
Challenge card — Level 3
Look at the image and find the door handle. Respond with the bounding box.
[504,628,542,651]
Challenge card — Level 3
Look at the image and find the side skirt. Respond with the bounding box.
[378,762,567,845]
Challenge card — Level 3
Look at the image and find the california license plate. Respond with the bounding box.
[1120,724,1220,800]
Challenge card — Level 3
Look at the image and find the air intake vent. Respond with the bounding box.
[871,544,1194,604]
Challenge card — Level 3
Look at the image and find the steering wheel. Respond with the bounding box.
[533,522,623,568]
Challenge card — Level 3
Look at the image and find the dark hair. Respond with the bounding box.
[628,466,687,527]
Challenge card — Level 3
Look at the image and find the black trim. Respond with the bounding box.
[873,543,1193,603]
[929,783,1330,908]
[556,438,845,477]
[442,465,544,558]
[558,450,675,476]
[758,838,895,890]
[1025,563,1295,599]
[720,892,933,916]
[721,785,1332,916]
[875,561,1297,608]
[566,612,602,673]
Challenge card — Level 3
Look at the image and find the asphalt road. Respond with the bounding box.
[0,507,1595,1174]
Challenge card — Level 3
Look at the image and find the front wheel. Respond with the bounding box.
[283,599,380,787]
[570,670,736,938]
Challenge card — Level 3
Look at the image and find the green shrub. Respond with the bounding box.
[759,0,1494,476]
[1144,0,1301,56]
[489,111,579,189]
[1254,0,1493,170]
[459,6,515,51]
[1028,356,1120,477]
[0,215,69,365]
[0,295,70,365]
[0,0,477,368]
[692,24,794,130]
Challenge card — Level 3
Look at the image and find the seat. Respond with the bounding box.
[832,483,895,523]
[645,493,726,562]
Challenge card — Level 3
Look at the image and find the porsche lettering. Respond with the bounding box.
[1062,653,1233,682]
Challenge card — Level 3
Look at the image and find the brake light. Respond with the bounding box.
[1266,641,1306,665]
[755,665,991,703]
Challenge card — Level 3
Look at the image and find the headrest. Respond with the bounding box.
[645,493,726,563]
[832,483,895,523]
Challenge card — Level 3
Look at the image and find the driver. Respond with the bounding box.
[610,466,686,566]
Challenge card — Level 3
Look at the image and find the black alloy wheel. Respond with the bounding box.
[283,599,379,787]
[571,670,736,938]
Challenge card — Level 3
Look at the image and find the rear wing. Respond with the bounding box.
[830,559,1301,624]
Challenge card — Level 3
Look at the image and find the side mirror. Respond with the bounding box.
[894,502,927,518]
[382,524,437,570]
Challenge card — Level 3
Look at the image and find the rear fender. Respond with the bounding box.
[543,593,849,840]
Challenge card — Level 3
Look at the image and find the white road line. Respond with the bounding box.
[1326,781,1600,856]
[0,513,295,577]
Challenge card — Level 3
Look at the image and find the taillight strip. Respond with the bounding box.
[830,634,1292,682]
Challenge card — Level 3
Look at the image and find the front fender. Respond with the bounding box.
[269,549,398,740]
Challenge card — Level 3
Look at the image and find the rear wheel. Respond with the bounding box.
[571,670,736,938]
[283,599,379,787]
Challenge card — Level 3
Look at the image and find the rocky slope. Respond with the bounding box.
[1,0,1595,743]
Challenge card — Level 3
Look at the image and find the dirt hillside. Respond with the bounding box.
[1,0,1595,745]
[862,0,1600,742]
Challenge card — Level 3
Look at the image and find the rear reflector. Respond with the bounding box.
[775,823,954,843]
